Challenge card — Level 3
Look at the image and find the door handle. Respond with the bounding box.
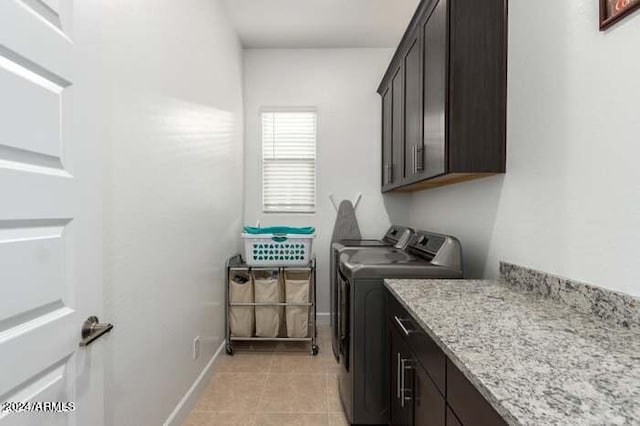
[394,316,415,336]
[400,358,413,407]
[80,316,114,347]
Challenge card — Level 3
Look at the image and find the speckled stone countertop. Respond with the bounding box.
[384,279,640,426]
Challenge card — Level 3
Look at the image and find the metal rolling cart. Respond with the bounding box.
[225,254,318,356]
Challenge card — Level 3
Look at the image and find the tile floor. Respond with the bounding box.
[183,325,349,426]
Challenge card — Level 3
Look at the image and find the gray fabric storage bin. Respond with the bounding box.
[229,272,254,337]
[253,270,283,337]
[284,271,311,338]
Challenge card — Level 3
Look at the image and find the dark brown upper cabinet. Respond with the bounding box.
[378,0,507,192]
[403,33,423,182]
[382,65,404,191]
[422,0,447,181]
[381,85,393,189]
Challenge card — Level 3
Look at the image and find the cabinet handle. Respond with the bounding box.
[396,352,401,399]
[400,358,413,408]
[412,145,417,175]
[412,145,424,174]
[416,145,424,172]
[394,315,415,336]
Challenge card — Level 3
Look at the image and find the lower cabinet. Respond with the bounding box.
[446,360,507,426]
[390,308,445,425]
[390,323,414,425]
[414,359,446,425]
[388,290,507,426]
[446,405,462,426]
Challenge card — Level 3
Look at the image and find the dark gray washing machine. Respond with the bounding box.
[337,230,463,425]
[330,225,414,361]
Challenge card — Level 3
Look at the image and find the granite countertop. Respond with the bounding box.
[385,278,640,426]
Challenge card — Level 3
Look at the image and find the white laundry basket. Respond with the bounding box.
[284,270,311,338]
[228,272,254,337]
[253,270,284,337]
[242,233,315,266]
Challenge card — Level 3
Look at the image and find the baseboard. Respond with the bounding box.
[317,312,329,324]
[163,340,226,426]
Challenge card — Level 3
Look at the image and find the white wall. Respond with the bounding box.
[94,1,244,425]
[243,49,411,313]
[409,1,640,296]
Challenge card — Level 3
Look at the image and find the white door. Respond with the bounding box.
[0,1,104,425]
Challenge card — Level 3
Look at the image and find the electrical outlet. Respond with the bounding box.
[193,336,201,360]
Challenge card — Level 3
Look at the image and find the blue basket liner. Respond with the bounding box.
[243,226,315,235]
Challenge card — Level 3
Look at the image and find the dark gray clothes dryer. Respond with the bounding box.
[330,225,413,361]
[336,230,463,425]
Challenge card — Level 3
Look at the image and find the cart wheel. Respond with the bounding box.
[226,345,234,356]
[311,345,319,356]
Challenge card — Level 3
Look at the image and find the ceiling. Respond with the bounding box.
[222,0,420,49]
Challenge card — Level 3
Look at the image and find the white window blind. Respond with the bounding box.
[262,110,317,213]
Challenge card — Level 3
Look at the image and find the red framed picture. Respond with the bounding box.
[600,0,640,29]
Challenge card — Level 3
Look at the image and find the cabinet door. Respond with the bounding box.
[381,85,393,188]
[422,0,447,178]
[391,65,403,186]
[414,363,446,426]
[403,32,423,181]
[390,318,446,426]
[446,405,463,426]
[390,322,413,425]
[447,359,507,426]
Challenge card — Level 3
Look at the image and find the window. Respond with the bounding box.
[261,110,317,213]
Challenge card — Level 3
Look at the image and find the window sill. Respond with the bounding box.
[262,210,317,215]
